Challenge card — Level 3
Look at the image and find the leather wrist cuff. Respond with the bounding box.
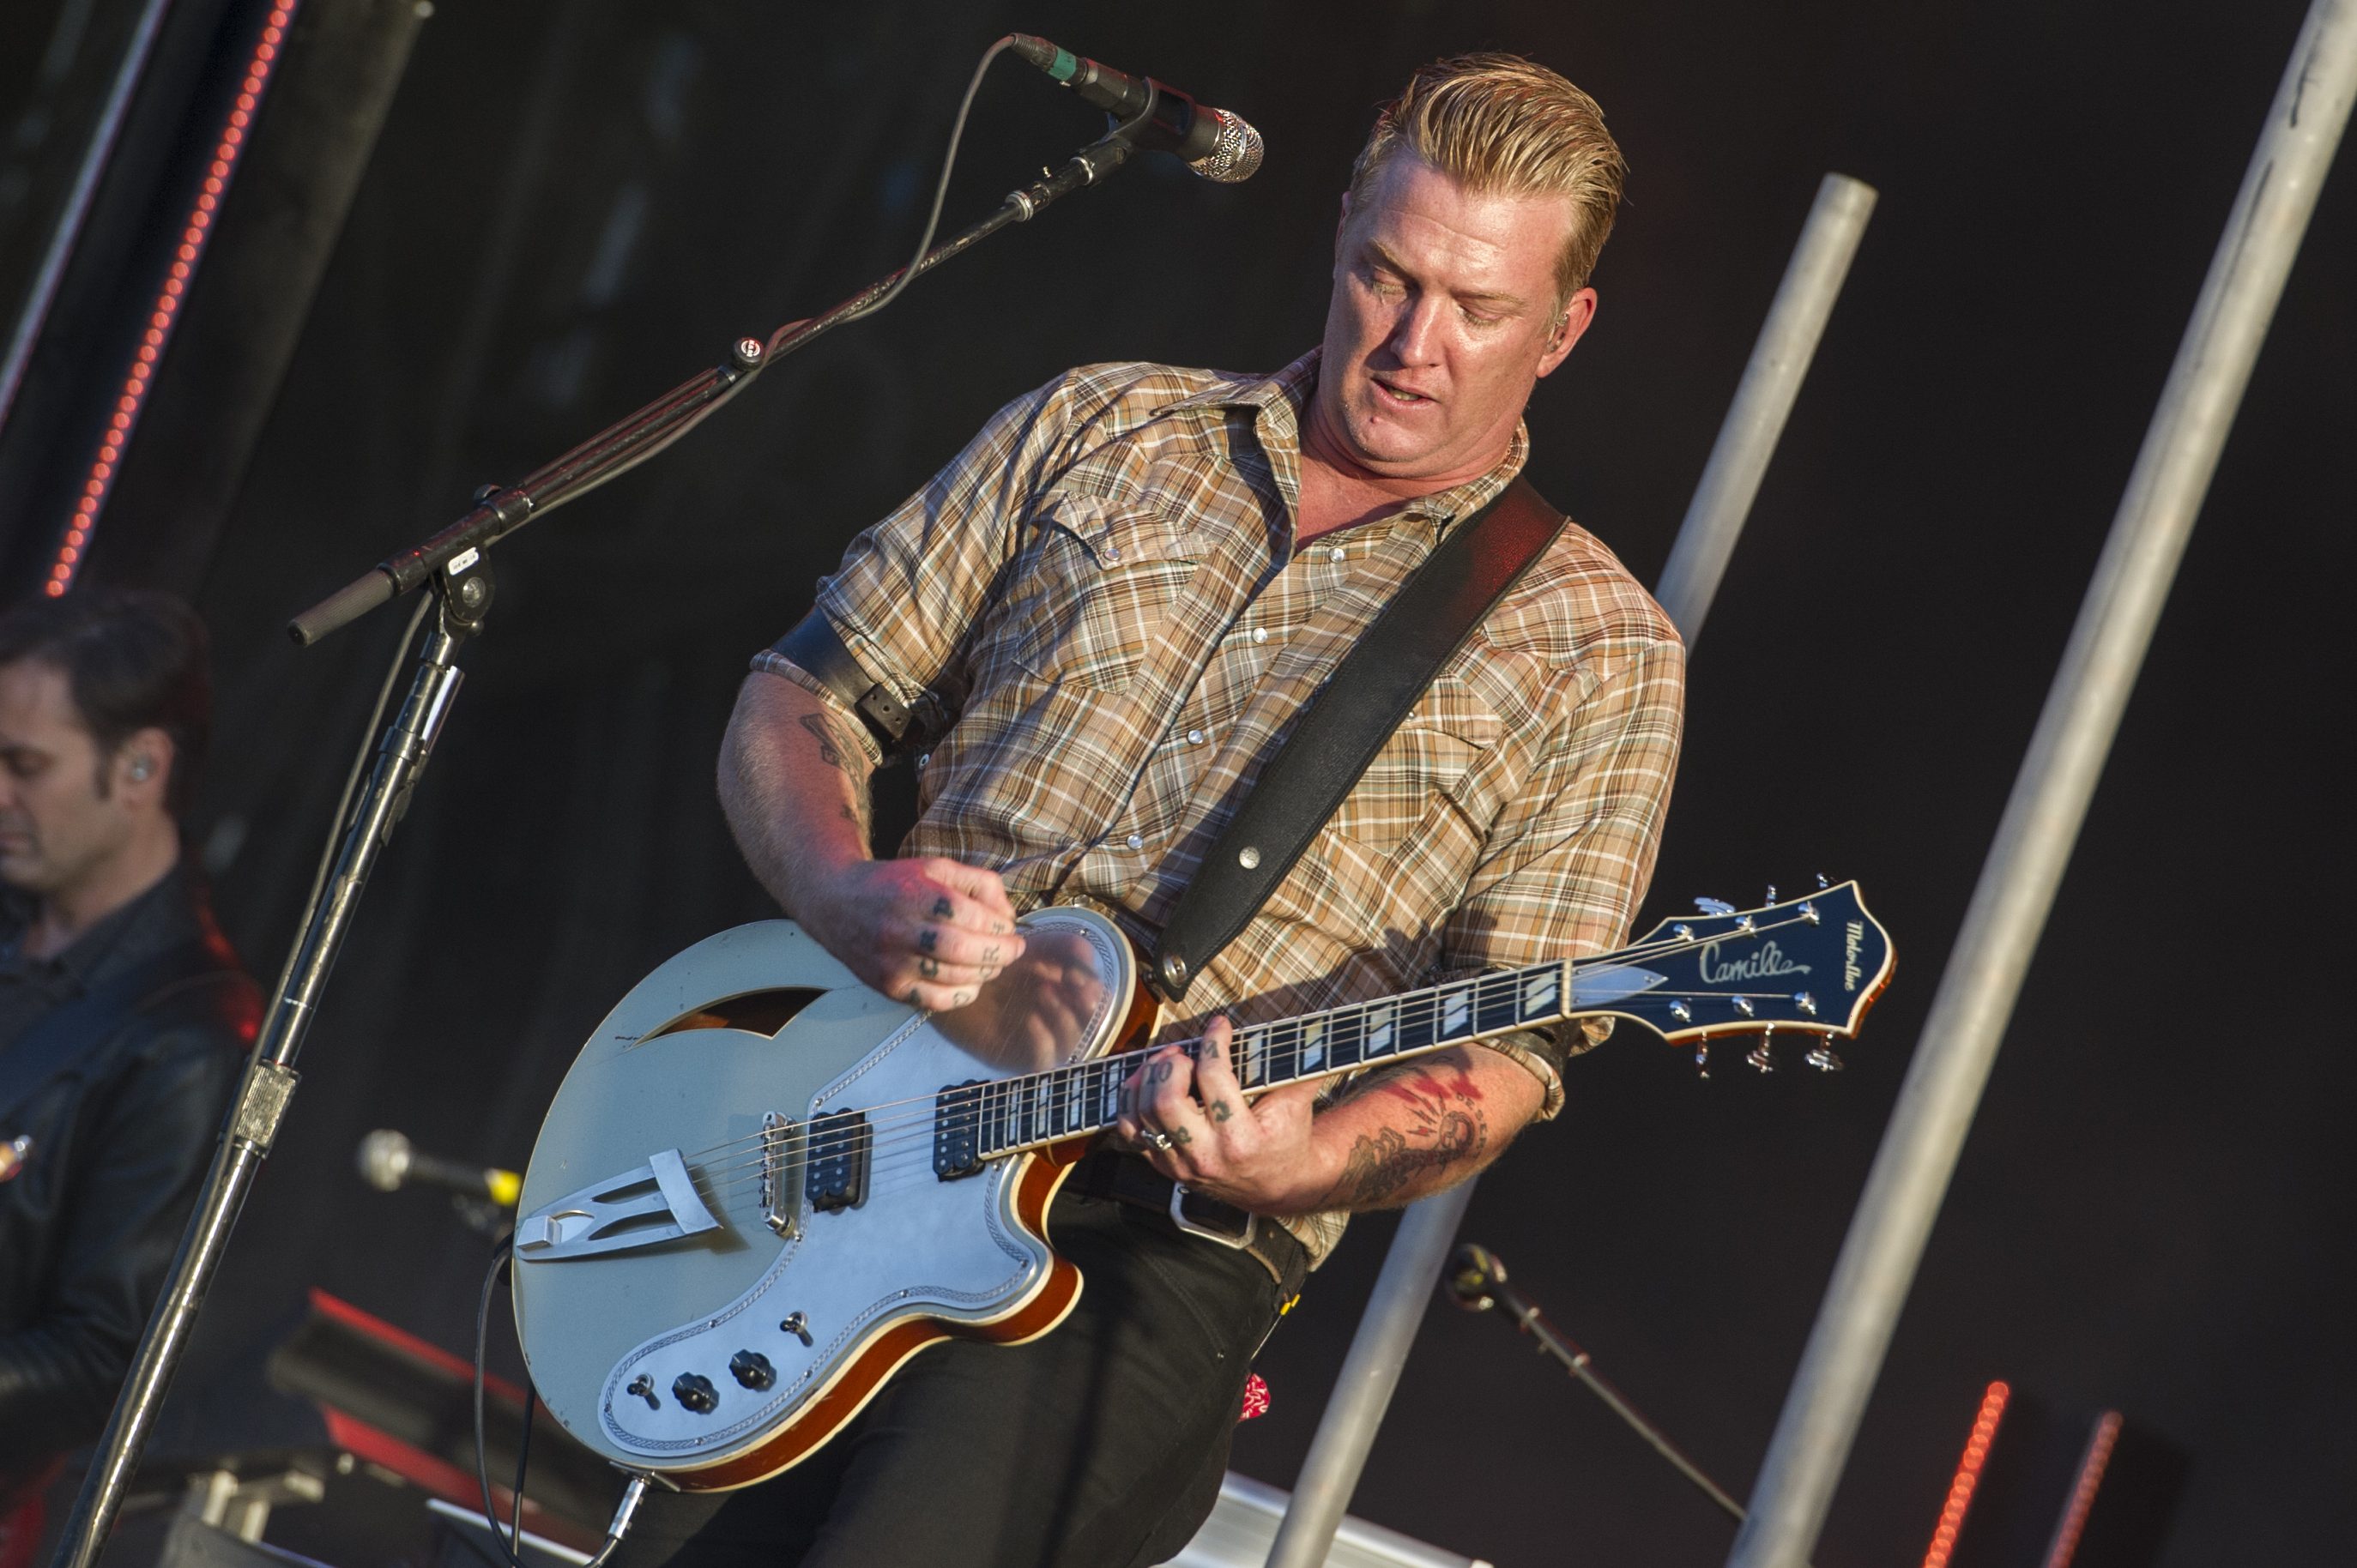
[770,612,922,757]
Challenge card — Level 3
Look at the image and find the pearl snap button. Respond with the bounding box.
[1327,546,1345,563]
[1186,729,1204,745]
[1125,833,1144,850]
[1251,627,1268,644]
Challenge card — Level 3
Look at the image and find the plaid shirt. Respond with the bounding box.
[758,350,1684,1264]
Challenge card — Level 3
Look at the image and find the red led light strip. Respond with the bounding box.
[1922,1380,2011,1568]
[45,1,301,597]
[2041,1409,2123,1568]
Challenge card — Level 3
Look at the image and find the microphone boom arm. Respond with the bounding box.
[289,123,1140,646]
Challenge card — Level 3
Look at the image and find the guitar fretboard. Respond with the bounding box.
[958,958,1578,1162]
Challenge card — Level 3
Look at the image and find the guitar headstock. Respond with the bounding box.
[1578,880,1894,1073]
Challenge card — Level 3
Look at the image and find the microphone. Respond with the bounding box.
[1447,1243,1514,1313]
[357,1129,522,1209]
[1009,35,1263,184]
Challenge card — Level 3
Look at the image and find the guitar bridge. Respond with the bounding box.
[758,1113,804,1239]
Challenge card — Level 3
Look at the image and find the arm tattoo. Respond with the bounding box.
[799,712,872,835]
[1325,1083,1489,1210]
[798,710,861,772]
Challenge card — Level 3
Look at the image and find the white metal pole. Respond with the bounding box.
[1264,172,1877,1568]
[0,0,177,437]
[1727,8,2357,1565]
[1657,174,1878,643]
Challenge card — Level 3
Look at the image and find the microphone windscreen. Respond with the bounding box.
[356,1129,413,1191]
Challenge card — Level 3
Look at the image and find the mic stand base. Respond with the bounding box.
[51,559,493,1568]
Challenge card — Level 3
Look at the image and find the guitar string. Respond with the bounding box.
[640,910,1833,1180]
[613,915,1847,1206]
[617,912,1865,1229]
[525,910,1859,1229]
[672,964,1828,1197]
[680,978,1838,1196]
[680,975,1839,1203]
[682,990,1846,1203]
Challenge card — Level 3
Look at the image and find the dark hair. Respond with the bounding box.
[0,588,213,818]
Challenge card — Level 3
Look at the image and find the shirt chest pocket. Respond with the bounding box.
[1005,494,1203,695]
[1327,684,1503,851]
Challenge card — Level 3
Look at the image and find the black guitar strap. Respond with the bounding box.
[1149,474,1568,1004]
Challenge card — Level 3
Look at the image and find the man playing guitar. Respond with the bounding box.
[632,53,1685,1568]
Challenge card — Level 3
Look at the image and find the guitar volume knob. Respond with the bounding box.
[731,1350,777,1390]
[672,1372,719,1414]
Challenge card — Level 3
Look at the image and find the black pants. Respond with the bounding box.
[607,1187,1286,1568]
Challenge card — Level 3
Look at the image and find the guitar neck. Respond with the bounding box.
[957,887,1882,1164]
[974,956,1589,1162]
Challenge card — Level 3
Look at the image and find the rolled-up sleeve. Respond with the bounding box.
[1441,633,1687,1116]
[750,373,1087,719]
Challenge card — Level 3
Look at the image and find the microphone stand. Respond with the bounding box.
[1447,1244,1807,1549]
[53,119,1145,1568]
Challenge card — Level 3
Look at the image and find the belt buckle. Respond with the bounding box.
[1168,1182,1256,1249]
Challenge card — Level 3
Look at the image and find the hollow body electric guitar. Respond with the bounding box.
[513,884,1892,1488]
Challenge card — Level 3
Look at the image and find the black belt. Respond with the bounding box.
[1072,1150,1308,1307]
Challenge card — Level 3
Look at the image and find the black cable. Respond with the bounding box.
[843,36,1015,323]
[266,592,432,1004]
[843,34,1157,325]
[474,1236,533,1568]
[510,1383,535,1559]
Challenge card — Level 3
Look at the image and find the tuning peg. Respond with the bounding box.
[1816,871,1830,890]
[1765,884,1778,906]
[1805,1041,1846,1072]
[1746,1037,1775,1073]
[1695,897,1735,916]
[1694,1034,1712,1079]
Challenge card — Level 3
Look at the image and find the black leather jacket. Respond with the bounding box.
[0,867,256,1471]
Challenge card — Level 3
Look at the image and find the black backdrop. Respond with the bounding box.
[15,0,2356,1562]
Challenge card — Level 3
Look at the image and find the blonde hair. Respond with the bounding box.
[1346,53,1628,305]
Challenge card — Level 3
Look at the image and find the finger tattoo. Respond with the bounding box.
[1210,1101,1234,1123]
[1168,1126,1194,1147]
[918,956,940,979]
[918,927,940,953]
[1145,1061,1174,1085]
[953,990,973,1006]
[932,896,955,920]
[982,944,1000,963]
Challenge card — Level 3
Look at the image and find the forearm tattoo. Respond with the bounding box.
[1324,1070,1489,1210]
[799,710,873,835]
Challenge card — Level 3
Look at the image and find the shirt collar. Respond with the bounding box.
[0,861,196,993]
[1168,347,1531,539]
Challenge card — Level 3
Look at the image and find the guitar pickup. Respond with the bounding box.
[804,1109,870,1214]
[931,1080,988,1182]
[758,1113,803,1239]
[513,1147,720,1261]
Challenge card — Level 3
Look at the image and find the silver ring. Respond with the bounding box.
[1146,1131,1175,1152]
